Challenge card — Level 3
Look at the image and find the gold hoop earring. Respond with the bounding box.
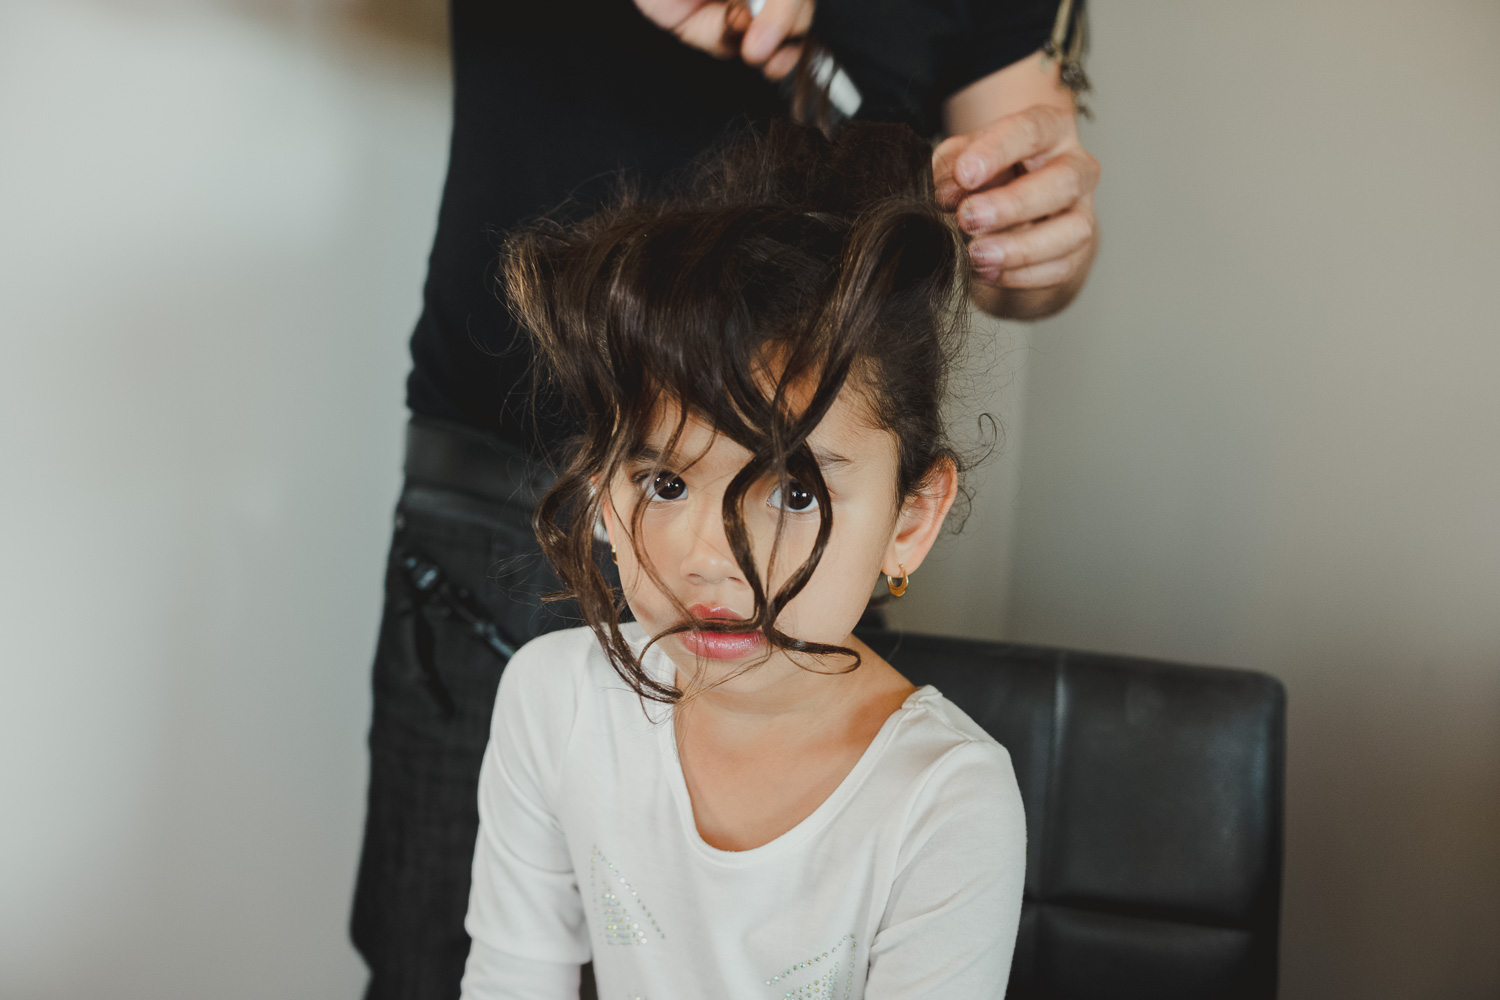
[610,546,618,565]
[887,564,909,597]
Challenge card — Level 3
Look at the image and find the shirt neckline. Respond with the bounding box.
[634,627,937,867]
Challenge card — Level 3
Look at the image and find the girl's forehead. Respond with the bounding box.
[638,390,895,472]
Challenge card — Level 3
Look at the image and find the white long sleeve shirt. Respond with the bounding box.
[461,624,1026,1000]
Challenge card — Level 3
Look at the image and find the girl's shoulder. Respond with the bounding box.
[489,625,654,774]
[511,623,608,657]
[494,625,608,729]
[877,687,1024,833]
[500,622,659,709]
[895,686,1015,772]
[503,624,602,686]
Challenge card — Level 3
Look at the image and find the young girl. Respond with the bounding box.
[460,120,1025,999]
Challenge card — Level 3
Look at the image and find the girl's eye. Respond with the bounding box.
[642,471,688,501]
[767,480,819,513]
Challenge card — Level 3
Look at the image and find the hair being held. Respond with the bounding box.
[505,120,971,705]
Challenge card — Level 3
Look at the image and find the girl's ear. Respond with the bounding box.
[881,458,959,580]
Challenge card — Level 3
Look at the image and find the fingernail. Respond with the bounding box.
[956,158,982,188]
[743,28,770,61]
[969,242,1004,267]
[960,203,992,232]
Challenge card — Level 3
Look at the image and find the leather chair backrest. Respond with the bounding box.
[856,629,1286,1000]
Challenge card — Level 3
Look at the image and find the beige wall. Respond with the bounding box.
[5,0,1496,996]
[958,1,1498,996]
[0,3,449,995]
[887,314,1034,640]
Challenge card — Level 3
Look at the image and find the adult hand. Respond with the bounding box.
[932,104,1100,317]
[632,0,812,82]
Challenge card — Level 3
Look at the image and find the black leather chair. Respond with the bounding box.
[855,628,1286,1000]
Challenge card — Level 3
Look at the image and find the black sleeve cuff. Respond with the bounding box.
[812,0,1067,136]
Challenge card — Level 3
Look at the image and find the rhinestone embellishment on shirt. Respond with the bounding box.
[590,845,665,946]
[763,933,857,999]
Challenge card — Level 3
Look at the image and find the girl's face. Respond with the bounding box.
[602,384,955,690]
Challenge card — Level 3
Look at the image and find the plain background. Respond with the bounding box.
[1,0,1496,997]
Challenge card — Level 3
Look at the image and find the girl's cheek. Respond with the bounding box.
[753,519,817,589]
[624,522,682,605]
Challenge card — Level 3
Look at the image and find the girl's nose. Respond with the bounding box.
[680,502,742,585]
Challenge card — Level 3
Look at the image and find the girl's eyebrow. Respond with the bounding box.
[629,443,852,470]
[629,444,664,464]
[628,443,698,470]
[811,447,853,469]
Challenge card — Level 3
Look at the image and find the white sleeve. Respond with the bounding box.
[460,632,593,1000]
[865,741,1027,1000]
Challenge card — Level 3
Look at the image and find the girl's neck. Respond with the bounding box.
[672,634,915,740]
[670,634,919,852]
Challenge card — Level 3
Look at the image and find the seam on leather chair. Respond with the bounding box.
[1257,680,1288,981]
[1037,653,1069,892]
[1031,895,1259,932]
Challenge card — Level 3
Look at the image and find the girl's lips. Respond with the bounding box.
[678,628,765,661]
[679,604,763,660]
[687,603,742,620]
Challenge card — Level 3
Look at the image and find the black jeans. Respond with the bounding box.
[349,419,593,1000]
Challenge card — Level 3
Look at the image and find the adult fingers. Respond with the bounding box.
[967,210,1092,280]
[947,104,1073,194]
[741,0,812,65]
[992,247,1092,289]
[932,135,969,209]
[762,42,804,81]
[725,0,753,33]
[955,149,1098,234]
[673,2,736,57]
[633,0,710,33]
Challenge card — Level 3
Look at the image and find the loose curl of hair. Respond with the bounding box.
[505,119,970,705]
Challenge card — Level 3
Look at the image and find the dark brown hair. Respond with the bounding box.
[505,119,969,703]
